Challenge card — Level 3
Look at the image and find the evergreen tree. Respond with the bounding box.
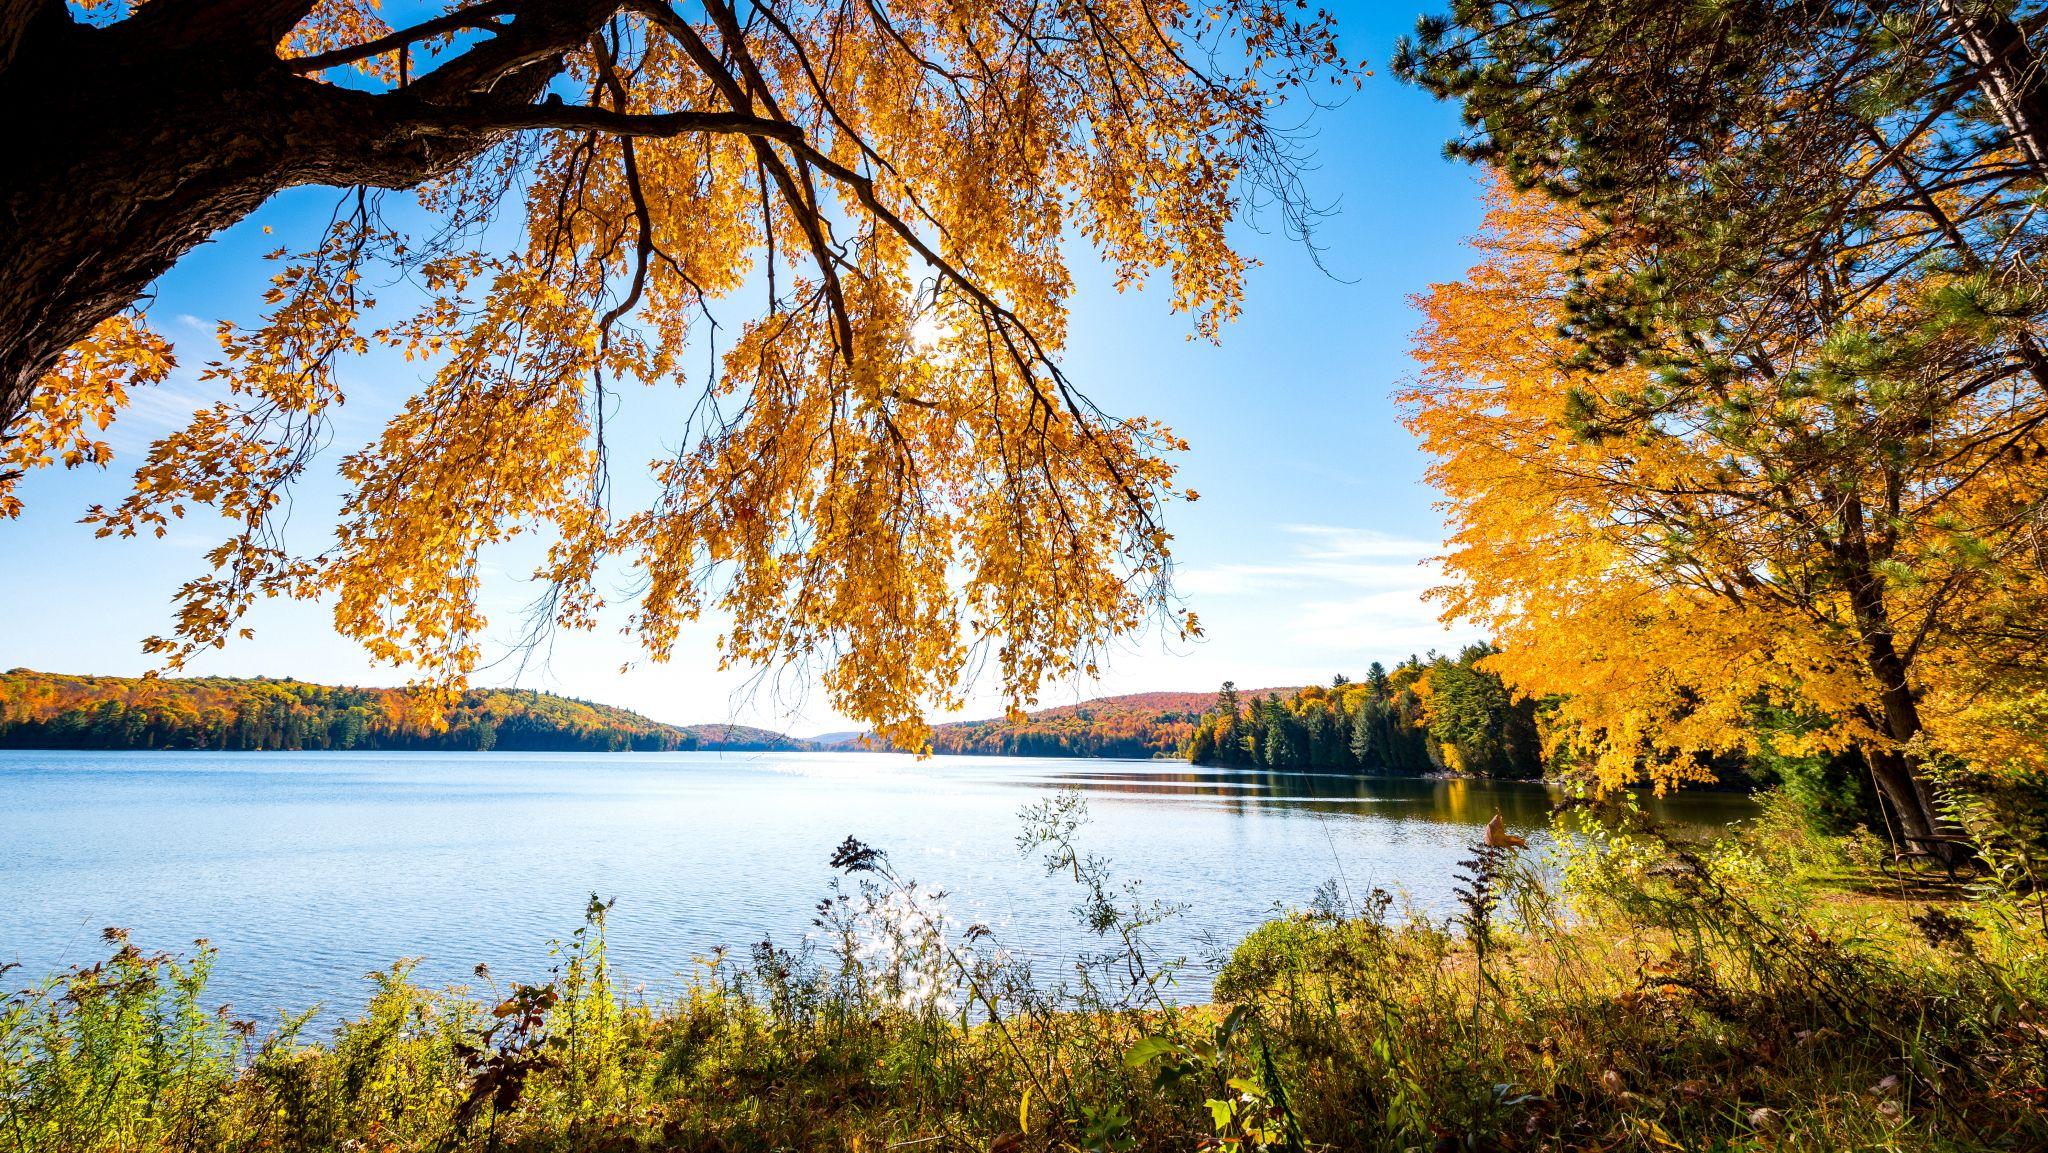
[1349,702,1375,767]
[1304,706,1334,768]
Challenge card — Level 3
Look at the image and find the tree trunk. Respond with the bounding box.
[0,0,608,442]
[1943,0,2048,184]
[1863,745,1945,842]
[1837,512,1960,858]
[5,38,288,434]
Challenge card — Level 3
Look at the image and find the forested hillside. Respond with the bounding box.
[915,688,1299,758]
[0,671,802,753]
[1183,646,1545,777]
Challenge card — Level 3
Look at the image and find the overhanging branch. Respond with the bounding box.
[286,0,520,75]
[419,101,804,144]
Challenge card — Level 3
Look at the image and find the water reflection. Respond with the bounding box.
[997,763,1754,829]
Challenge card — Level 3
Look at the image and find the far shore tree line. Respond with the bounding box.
[0,669,806,753]
[1183,650,1886,833]
[0,662,1918,834]
[1182,646,1544,779]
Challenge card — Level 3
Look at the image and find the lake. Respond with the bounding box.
[0,750,1754,1018]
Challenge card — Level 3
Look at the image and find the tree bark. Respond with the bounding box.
[0,0,614,442]
[1943,0,2048,184]
[1837,505,1959,857]
[1863,745,1944,842]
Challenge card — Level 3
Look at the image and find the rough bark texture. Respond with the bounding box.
[1837,510,1958,856]
[1943,0,2048,183]
[0,0,616,442]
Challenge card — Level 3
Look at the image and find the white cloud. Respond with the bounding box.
[1175,523,1471,658]
[118,383,210,427]
[1176,524,1440,596]
[1279,523,1441,560]
[1287,588,1463,655]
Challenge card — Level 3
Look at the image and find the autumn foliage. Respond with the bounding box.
[1404,183,2048,840]
[0,315,172,519]
[6,0,1356,750]
[1392,0,2048,853]
[1183,651,1544,777]
[0,668,801,752]
[913,688,1299,759]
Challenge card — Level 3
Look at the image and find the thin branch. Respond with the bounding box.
[285,0,519,74]
[420,102,805,143]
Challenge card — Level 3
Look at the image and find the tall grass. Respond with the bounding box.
[4,789,2044,1151]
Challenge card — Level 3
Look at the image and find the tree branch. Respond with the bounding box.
[418,101,805,144]
[403,0,612,104]
[115,0,321,53]
[634,0,860,361]
[286,0,519,75]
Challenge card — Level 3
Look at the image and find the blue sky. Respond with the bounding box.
[1,1,1488,733]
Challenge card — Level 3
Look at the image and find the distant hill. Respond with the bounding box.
[0,670,1314,759]
[806,729,868,747]
[675,723,814,752]
[906,687,1303,759]
[0,670,802,753]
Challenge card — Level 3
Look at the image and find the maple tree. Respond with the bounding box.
[1405,184,2048,847]
[1395,0,2048,845]
[0,0,1353,747]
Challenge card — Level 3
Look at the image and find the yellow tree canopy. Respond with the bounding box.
[2,0,1355,748]
[1405,185,2048,794]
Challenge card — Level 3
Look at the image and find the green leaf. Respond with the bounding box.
[1123,1035,1176,1068]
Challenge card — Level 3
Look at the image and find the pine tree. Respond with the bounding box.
[1217,680,1241,720]
[1304,706,1333,768]
[1349,701,1376,768]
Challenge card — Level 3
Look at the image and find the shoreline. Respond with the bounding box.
[7,813,2031,1152]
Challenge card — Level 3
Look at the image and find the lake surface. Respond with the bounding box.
[0,750,1754,1018]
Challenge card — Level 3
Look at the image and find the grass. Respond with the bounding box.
[3,789,2045,1152]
